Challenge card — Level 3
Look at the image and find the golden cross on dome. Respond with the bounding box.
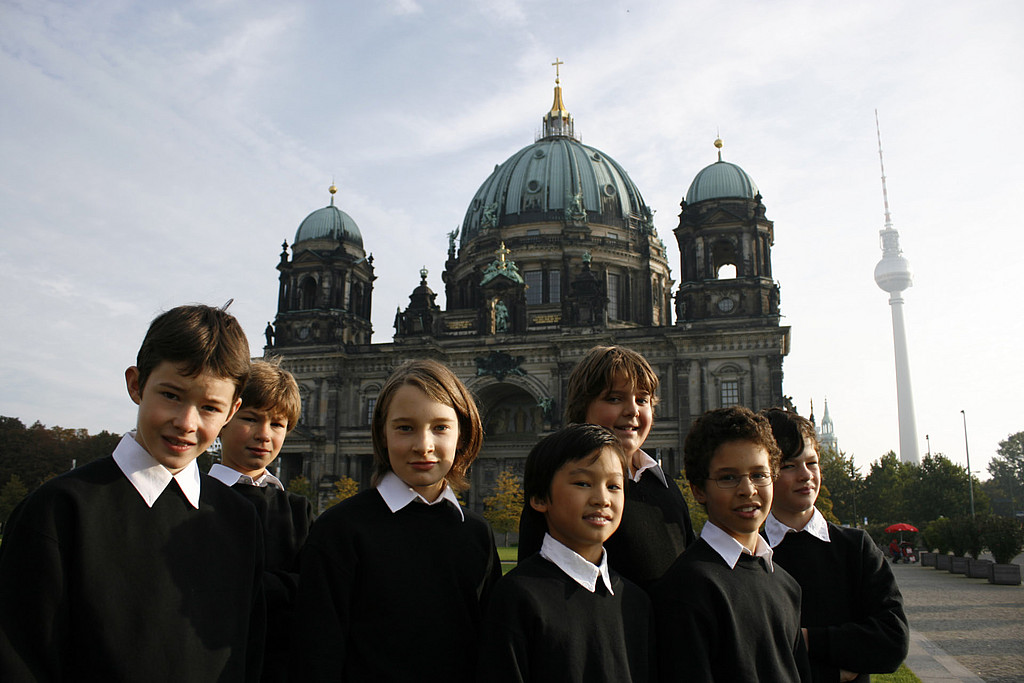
[496,241,510,264]
[551,58,564,83]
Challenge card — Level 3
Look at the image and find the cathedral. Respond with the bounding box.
[264,72,791,511]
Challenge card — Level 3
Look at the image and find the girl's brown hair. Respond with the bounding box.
[370,359,483,492]
[564,345,660,424]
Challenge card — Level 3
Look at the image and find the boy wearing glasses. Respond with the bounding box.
[650,406,810,682]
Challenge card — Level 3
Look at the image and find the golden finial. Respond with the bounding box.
[329,183,337,206]
[552,57,564,84]
[714,137,723,162]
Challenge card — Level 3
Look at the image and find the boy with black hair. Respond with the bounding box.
[651,406,810,682]
[478,423,654,682]
[519,345,694,589]
[761,408,908,683]
[210,358,312,683]
[0,304,265,682]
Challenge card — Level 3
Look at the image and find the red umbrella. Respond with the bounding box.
[885,523,918,533]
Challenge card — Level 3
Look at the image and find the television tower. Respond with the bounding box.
[872,111,920,464]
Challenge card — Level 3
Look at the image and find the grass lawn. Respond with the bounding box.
[873,665,922,682]
[498,546,518,575]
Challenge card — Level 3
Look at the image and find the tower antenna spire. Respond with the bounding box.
[875,109,893,231]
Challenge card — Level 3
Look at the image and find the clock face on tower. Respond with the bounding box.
[717,297,735,313]
[297,325,310,340]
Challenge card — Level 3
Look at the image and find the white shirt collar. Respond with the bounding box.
[631,449,667,485]
[376,471,464,522]
[700,521,774,571]
[112,432,202,509]
[208,463,284,490]
[764,507,831,547]
[539,533,615,594]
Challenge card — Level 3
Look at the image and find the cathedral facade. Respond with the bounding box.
[265,77,791,512]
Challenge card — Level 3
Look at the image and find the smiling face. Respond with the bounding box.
[692,439,773,552]
[771,437,821,529]
[126,361,241,473]
[530,446,625,565]
[219,407,290,478]
[584,374,653,464]
[384,384,460,502]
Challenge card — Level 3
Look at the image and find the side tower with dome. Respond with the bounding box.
[266,69,790,512]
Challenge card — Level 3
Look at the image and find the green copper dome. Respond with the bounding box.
[685,159,760,204]
[294,190,363,248]
[460,80,653,244]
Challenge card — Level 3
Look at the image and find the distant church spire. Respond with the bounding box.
[819,398,838,452]
[541,58,577,140]
[872,111,920,464]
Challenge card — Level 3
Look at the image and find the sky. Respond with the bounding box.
[2,0,1022,480]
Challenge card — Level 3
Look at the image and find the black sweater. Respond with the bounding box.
[768,523,909,683]
[229,483,313,683]
[0,457,265,682]
[518,466,694,589]
[293,488,501,682]
[650,538,810,682]
[477,553,654,682]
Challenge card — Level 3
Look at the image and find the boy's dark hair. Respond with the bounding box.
[524,423,627,503]
[371,359,483,492]
[136,304,250,397]
[683,406,782,486]
[760,408,818,462]
[240,358,302,432]
[563,345,660,424]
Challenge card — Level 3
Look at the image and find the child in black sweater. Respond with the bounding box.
[293,359,501,682]
[478,424,654,682]
[0,304,265,682]
[651,406,810,682]
[519,345,694,588]
[761,408,908,683]
[209,358,313,683]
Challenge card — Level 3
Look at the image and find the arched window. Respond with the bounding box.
[299,277,317,310]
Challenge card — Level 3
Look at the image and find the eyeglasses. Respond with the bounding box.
[708,472,774,489]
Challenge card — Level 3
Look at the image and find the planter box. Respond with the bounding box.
[967,559,993,578]
[936,554,952,570]
[921,552,936,567]
[949,557,969,574]
[988,563,1022,586]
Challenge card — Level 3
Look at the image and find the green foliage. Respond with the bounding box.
[675,471,707,536]
[0,474,29,527]
[287,474,316,509]
[815,482,841,525]
[861,452,911,525]
[818,445,863,525]
[0,416,121,494]
[873,663,923,682]
[483,469,524,546]
[322,476,359,510]
[923,517,953,554]
[988,431,1024,515]
[981,515,1024,564]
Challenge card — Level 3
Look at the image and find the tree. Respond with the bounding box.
[675,471,707,536]
[287,474,317,511]
[860,452,912,525]
[0,474,29,529]
[903,454,988,527]
[483,469,523,546]
[323,476,359,510]
[815,483,841,525]
[818,446,863,526]
[988,431,1024,515]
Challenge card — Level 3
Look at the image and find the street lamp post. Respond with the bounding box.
[960,410,975,518]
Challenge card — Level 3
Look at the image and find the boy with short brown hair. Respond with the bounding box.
[210,358,311,683]
[651,406,809,682]
[0,304,265,682]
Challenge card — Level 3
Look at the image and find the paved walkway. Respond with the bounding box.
[891,558,1023,683]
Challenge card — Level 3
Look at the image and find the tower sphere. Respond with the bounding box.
[873,253,913,293]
